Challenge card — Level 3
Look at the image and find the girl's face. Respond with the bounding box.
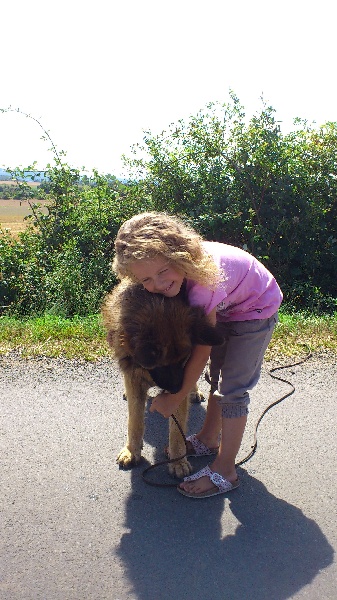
[129,257,184,296]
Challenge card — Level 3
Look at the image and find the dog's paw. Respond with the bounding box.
[189,389,205,403]
[168,457,192,479]
[116,446,141,469]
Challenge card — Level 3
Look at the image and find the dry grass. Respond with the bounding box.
[0,198,35,219]
[0,195,48,236]
[0,180,40,187]
[0,199,34,236]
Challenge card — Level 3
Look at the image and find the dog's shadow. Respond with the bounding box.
[116,401,334,600]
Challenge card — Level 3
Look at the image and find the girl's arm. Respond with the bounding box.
[149,307,217,418]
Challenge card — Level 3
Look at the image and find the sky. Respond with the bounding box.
[0,0,336,178]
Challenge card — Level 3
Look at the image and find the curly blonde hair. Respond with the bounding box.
[113,212,221,289]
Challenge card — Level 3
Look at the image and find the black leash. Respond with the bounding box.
[236,345,312,466]
[142,346,312,486]
[142,414,190,487]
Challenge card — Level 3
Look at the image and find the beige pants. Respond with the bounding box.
[209,313,278,418]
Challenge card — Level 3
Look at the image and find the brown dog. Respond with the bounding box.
[101,280,223,478]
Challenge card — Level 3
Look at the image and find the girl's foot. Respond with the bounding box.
[178,464,239,498]
[178,458,237,496]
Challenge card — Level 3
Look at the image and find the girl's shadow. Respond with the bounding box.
[116,401,334,600]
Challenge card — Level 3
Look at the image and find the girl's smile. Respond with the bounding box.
[129,257,184,296]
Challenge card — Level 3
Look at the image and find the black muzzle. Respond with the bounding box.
[148,362,185,394]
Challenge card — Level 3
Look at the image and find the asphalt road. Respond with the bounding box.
[1,352,336,600]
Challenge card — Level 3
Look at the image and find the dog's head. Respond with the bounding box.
[102,282,224,393]
[131,304,223,392]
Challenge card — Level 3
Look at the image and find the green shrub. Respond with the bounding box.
[0,159,153,316]
[1,100,336,316]
[125,96,337,312]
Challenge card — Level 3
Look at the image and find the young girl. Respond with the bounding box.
[113,212,283,498]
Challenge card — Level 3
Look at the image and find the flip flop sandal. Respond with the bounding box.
[164,434,219,458]
[177,465,240,498]
[185,434,219,456]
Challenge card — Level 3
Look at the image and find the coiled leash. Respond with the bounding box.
[236,344,312,467]
[142,414,190,487]
[142,345,312,487]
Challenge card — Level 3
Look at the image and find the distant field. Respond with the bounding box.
[0,199,50,236]
[0,179,40,187]
[0,198,35,235]
[0,178,44,235]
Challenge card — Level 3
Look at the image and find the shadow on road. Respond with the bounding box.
[116,403,334,600]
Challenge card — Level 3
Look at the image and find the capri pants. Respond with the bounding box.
[209,313,278,418]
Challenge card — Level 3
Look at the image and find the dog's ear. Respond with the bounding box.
[190,311,224,347]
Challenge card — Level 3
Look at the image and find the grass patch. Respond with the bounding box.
[265,311,337,360]
[0,311,336,362]
[0,314,109,361]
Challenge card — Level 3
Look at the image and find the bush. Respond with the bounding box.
[124,96,337,312]
[1,100,336,316]
[0,161,153,316]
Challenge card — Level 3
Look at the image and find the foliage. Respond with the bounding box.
[124,94,337,312]
[1,99,337,316]
[0,144,153,315]
[0,162,155,315]
[0,183,31,199]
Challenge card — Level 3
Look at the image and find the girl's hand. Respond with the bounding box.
[149,392,182,418]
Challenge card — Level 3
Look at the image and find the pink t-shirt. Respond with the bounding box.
[186,241,283,321]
